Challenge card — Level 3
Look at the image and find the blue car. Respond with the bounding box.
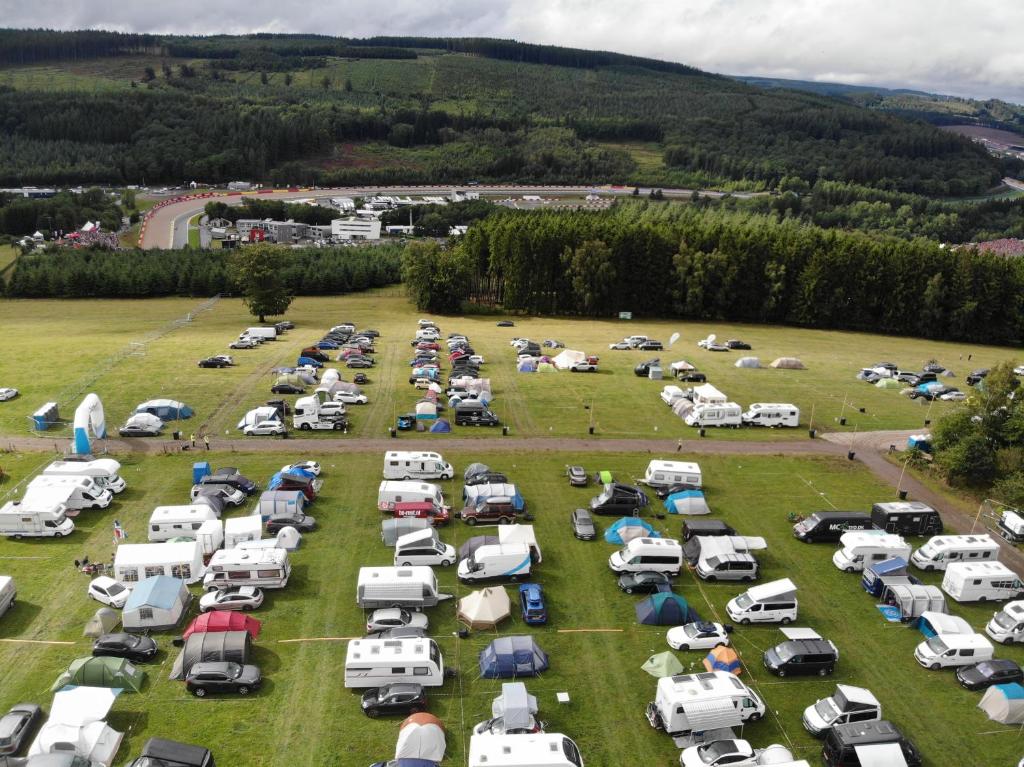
[519,583,547,625]
[317,340,340,350]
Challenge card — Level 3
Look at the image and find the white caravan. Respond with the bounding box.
[42,458,126,493]
[985,600,1024,643]
[344,637,445,688]
[0,576,14,619]
[684,402,743,428]
[202,548,290,591]
[726,578,798,624]
[647,670,766,736]
[942,562,1024,602]
[660,386,686,406]
[910,534,999,572]
[468,733,584,767]
[356,566,448,609]
[832,532,911,573]
[394,528,456,567]
[914,633,994,669]
[113,541,205,585]
[147,505,219,542]
[643,460,702,490]
[0,500,75,538]
[383,451,455,481]
[608,538,683,575]
[378,481,446,511]
[26,476,113,510]
[458,544,533,583]
[224,515,263,548]
[742,403,800,428]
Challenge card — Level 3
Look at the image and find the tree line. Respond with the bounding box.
[0,189,123,236]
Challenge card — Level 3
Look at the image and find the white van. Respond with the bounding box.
[394,529,456,567]
[344,637,445,688]
[378,480,446,511]
[643,460,702,490]
[383,451,454,481]
[242,326,277,341]
[943,562,1024,602]
[468,733,584,767]
[43,458,126,494]
[832,532,911,573]
[985,601,1024,643]
[727,578,798,624]
[914,633,994,669]
[0,501,75,538]
[608,538,683,576]
[23,479,112,512]
[458,543,533,582]
[356,566,448,609]
[648,670,766,737]
[148,505,219,542]
[684,402,742,428]
[0,576,15,619]
[742,403,800,428]
[910,534,1000,572]
[202,548,290,591]
[416,327,440,341]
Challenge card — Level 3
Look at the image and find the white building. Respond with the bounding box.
[331,197,356,211]
[332,218,382,241]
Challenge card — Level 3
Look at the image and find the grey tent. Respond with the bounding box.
[770,357,806,370]
[459,535,499,562]
[883,583,946,620]
[464,463,490,481]
[84,607,119,638]
[491,682,539,731]
[382,517,432,547]
[169,630,251,680]
[734,356,761,368]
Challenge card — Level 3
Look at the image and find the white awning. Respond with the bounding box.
[854,743,908,767]
[780,627,822,640]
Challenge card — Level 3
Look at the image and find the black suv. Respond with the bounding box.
[726,339,751,350]
[676,370,707,383]
[361,683,427,718]
[966,368,990,386]
[764,638,838,677]
[185,661,262,697]
[823,720,921,767]
[634,358,659,377]
[617,571,670,594]
[956,659,1024,691]
[637,340,663,351]
[589,483,649,516]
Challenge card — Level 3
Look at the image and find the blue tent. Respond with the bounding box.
[268,468,316,491]
[635,592,692,626]
[429,419,451,433]
[135,399,193,421]
[862,557,911,596]
[517,360,536,373]
[663,490,710,515]
[604,517,659,544]
[479,636,549,678]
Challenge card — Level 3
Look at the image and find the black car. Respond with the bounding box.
[208,470,258,495]
[361,683,427,718]
[570,508,597,540]
[966,368,990,386]
[589,483,649,516]
[92,633,158,663]
[464,472,509,487]
[266,512,316,534]
[353,373,369,385]
[676,371,707,383]
[726,339,751,350]
[126,737,215,767]
[496,320,515,327]
[956,659,1024,691]
[271,383,305,394]
[198,357,231,368]
[0,703,41,757]
[764,638,838,677]
[567,465,588,487]
[118,424,161,437]
[185,661,262,697]
[375,626,428,640]
[265,399,292,417]
[634,358,660,377]
[654,482,701,500]
[617,571,670,594]
[682,519,737,541]
[357,329,380,338]
[909,385,954,401]
[637,340,664,351]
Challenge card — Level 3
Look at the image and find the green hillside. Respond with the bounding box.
[0,30,1016,195]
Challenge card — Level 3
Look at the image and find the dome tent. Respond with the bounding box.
[479,636,549,678]
[770,357,805,370]
[980,683,1024,724]
[664,490,710,515]
[395,713,446,762]
[734,356,760,368]
[635,592,692,626]
[429,419,451,433]
[642,651,684,678]
[458,587,511,629]
[604,517,659,544]
[704,645,742,675]
[52,655,146,693]
[84,607,119,638]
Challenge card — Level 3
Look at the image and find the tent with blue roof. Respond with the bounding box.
[862,557,912,596]
[604,517,659,544]
[517,360,536,373]
[429,419,451,433]
[122,576,190,632]
[635,592,692,626]
[479,636,549,678]
[979,683,1024,724]
[703,645,742,676]
[664,490,710,515]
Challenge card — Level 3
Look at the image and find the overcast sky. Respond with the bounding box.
[3,0,1022,103]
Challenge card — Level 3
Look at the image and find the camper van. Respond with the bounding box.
[241,326,277,341]
[914,633,994,669]
[114,541,206,585]
[985,600,1024,643]
[356,566,447,609]
[394,528,456,567]
[468,733,585,767]
[344,637,445,688]
[870,501,943,536]
[726,578,798,624]
[793,512,875,543]
[458,543,533,582]
[608,538,683,576]
[802,685,882,736]
[378,481,446,511]
[42,458,126,494]
[202,548,290,591]
[942,562,1024,602]
[383,451,455,480]
[832,532,911,573]
[647,670,766,736]
[0,500,75,538]
[0,576,16,619]
[910,534,1000,571]
[25,476,113,510]
[148,505,219,542]
[742,403,800,428]
[822,721,921,767]
[642,460,702,490]
[684,402,743,428]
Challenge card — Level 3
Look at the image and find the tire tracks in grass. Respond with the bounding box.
[357,338,400,438]
[203,345,296,435]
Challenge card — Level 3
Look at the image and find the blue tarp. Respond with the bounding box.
[604,517,659,544]
[517,361,536,373]
[877,605,903,622]
[704,647,742,674]
[479,636,549,678]
[635,592,693,626]
[268,468,315,491]
[997,683,1024,700]
[862,557,910,596]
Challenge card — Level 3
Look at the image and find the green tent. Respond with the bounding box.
[52,655,146,693]
[642,651,684,678]
[875,378,903,389]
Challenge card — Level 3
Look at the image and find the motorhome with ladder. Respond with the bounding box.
[647,670,766,736]
[910,534,999,571]
[832,532,911,573]
[383,451,455,480]
[942,562,1024,602]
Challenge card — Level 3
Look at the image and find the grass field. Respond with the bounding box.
[0,244,18,280]
[0,448,1019,767]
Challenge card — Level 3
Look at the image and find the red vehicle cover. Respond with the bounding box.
[385,501,450,525]
[183,610,262,640]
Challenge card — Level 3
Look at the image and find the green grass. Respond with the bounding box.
[0,448,1019,766]
[0,244,18,280]
[187,213,203,249]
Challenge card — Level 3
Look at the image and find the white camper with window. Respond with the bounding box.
[742,403,800,428]
[0,576,14,619]
[378,481,446,511]
[113,541,205,585]
[832,532,911,573]
[224,515,264,548]
[910,534,1000,572]
[26,476,113,510]
[726,578,798,624]
[914,633,994,669]
[394,528,456,567]
[647,670,766,737]
[383,451,454,480]
[468,733,585,767]
[692,384,727,405]
[148,505,219,542]
[643,460,702,490]
[356,566,449,609]
[42,458,126,493]
[684,402,743,428]
[202,547,290,591]
[344,637,445,688]
[458,543,533,582]
[942,562,1024,602]
[985,600,1024,643]
[608,538,683,575]
[0,500,75,538]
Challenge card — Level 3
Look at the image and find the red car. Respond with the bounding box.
[388,501,450,525]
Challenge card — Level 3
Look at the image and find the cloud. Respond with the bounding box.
[2,0,1021,102]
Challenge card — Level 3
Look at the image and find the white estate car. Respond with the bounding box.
[366,608,429,635]
[334,391,369,405]
[199,586,265,612]
[666,621,731,651]
[281,461,321,476]
[0,388,18,401]
[244,420,286,436]
[88,576,131,608]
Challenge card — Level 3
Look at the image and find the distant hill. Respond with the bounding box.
[0,29,1015,195]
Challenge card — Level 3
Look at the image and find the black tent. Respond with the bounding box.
[458,535,498,562]
[170,630,251,680]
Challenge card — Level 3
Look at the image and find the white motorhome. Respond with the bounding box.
[458,543,533,582]
[985,600,1024,643]
[647,670,766,736]
[832,532,911,573]
[643,460,702,490]
[293,396,346,431]
[468,733,584,767]
[42,458,126,493]
[224,515,263,549]
[26,475,113,510]
[910,534,999,572]
[344,637,445,688]
[241,326,277,341]
[147,505,219,542]
[203,547,291,591]
[692,384,726,405]
[378,480,446,511]
[914,633,994,669]
[356,566,449,609]
[742,403,800,428]
[0,576,16,619]
[726,578,798,624]
[394,528,456,567]
[942,562,1024,602]
[684,402,743,428]
[383,451,454,481]
[660,385,686,406]
[114,541,205,585]
[0,500,75,538]
[608,538,683,575]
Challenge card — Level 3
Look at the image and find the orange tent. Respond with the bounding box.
[702,645,742,676]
